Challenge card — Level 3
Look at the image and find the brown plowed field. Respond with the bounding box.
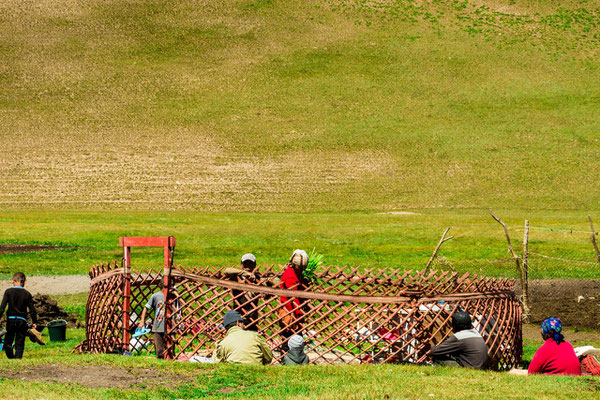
[526,279,600,330]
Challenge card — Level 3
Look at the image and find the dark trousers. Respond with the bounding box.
[153,332,165,359]
[4,319,28,359]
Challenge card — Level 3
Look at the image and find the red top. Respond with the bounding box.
[528,339,581,375]
[280,266,305,315]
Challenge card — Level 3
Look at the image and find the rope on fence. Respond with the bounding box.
[528,252,598,265]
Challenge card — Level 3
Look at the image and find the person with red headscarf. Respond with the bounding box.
[278,249,309,349]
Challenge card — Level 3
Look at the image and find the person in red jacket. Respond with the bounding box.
[528,317,581,375]
[279,249,309,350]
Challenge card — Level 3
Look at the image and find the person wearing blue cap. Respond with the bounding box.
[213,310,273,365]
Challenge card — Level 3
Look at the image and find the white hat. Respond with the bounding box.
[288,334,305,350]
[241,253,256,263]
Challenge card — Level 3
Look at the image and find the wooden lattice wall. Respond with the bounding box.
[77,264,522,369]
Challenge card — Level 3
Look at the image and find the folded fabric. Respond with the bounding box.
[574,346,600,358]
[133,327,151,338]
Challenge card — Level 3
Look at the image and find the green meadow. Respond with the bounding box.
[1,0,600,398]
[0,326,599,400]
[1,209,599,279]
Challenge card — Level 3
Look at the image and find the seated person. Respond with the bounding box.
[430,311,489,369]
[283,334,309,365]
[528,317,581,375]
[213,310,273,365]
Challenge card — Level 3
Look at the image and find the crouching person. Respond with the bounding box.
[214,310,273,365]
[283,334,309,365]
[430,311,489,369]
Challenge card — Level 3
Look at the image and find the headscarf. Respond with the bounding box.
[289,249,308,269]
[541,317,564,344]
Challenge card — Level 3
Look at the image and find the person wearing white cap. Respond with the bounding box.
[222,253,261,330]
[282,334,309,365]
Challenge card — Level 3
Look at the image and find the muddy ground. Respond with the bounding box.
[0,364,197,389]
[0,243,66,254]
[518,279,600,330]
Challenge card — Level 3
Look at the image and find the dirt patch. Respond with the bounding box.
[0,364,196,389]
[522,324,600,344]
[0,244,66,255]
[519,279,600,330]
[0,275,89,295]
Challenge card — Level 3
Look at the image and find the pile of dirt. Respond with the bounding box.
[32,294,81,328]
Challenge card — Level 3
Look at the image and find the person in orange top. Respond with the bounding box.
[279,249,309,350]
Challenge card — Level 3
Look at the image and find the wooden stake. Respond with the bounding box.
[588,216,600,265]
[522,220,530,323]
[491,209,530,322]
[424,227,454,273]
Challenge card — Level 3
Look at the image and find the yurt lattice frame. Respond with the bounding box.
[78,261,522,369]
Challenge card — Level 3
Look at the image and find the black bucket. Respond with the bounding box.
[47,319,67,341]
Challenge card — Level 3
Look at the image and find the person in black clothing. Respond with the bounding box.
[429,311,489,369]
[0,272,38,359]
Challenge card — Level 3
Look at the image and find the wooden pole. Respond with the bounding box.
[122,246,132,354]
[588,216,600,265]
[490,210,530,322]
[424,227,454,273]
[162,236,175,360]
[522,220,530,323]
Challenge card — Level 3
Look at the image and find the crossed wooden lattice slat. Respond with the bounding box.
[78,265,521,369]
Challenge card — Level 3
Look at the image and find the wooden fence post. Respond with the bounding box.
[588,216,600,265]
[491,210,531,323]
[162,236,175,360]
[424,227,454,273]
[122,245,132,353]
[522,220,530,324]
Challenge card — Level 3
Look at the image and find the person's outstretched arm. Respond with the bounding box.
[430,336,461,357]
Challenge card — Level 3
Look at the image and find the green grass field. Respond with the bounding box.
[1,209,600,279]
[0,327,599,400]
[2,0,600,398]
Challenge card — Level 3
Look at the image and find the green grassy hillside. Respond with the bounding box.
[1,0,599,211]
